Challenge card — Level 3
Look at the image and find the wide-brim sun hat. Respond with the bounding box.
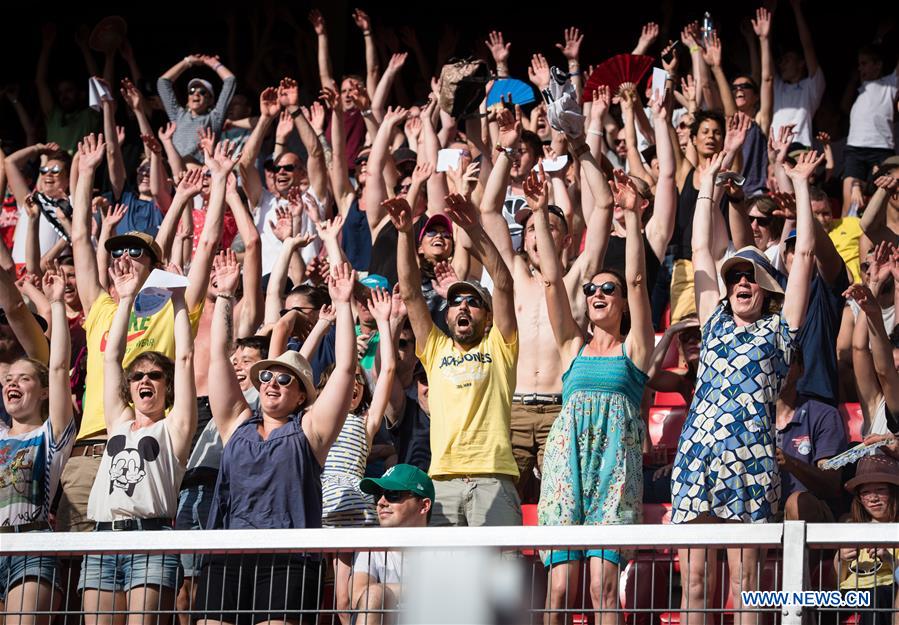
[249,350,317,402]
[845,453,899,493]
[719,246,785,296]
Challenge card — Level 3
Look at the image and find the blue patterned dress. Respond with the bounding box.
[671,304,797,524]
[321,413,377,527]
[538,343,648,566]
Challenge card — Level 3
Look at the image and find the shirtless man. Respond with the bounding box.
[480,109,613,500]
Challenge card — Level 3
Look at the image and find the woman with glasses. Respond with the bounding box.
[195,262,357,625]
[79,257,196,622]
[670,150,820,625]
[526,167,655,625]
[157,54,236,159]
[319,286,396,625]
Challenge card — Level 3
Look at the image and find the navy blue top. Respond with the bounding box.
[287,327,336,385]
[386,391,432,472]
[796,268,849,405]
[741,122,769,198]
[208,411,322,530]
[341,199,371,272]
[103,189,163,238]
[777,398,847,505]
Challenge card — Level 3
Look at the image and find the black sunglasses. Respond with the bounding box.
[725,269,756,285]
[423,229,451,239]
[188,86,209,96]
[398,338,411,349]
[731,82,757,92]
[111,247,145,259]
[582,281,618,297]
[137,165,151,177]
[272,164,297,173]
[380,490,417,503]
[449,294,484,309]
[129,370,165,382]
[258,370,296,386]
[40,165,62,175]
[280,306,317,316]
[750,215,772,227]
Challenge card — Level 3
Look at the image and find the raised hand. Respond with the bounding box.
[110,257,142,298]
[698,151,727,186]
[649,89,669,120]
[318,304,337,326]
[327,262,356,304]
[522,166,549,211]
[680,75,697,105]
[278,77,299,108]
[680,21,701,49]
[769,124,796,164]
[661,40,679,75]
[771,192,797,220]
[527,53,551,90]
[205,139,239,178]
[444,193,479,231]
[304,101,327,134]
[213,249,241,295]
[667,317,701,336]
[276,110,294,141]
[701,30,722,67]
[315,214,345,242]
[447,161,481,198]
[269,206,294,241]
[259,86,281,119]
[175,168,205,198]
[42,262,66,303]
[387,52,408,73]
[866,241,895,295]
[319,86,341,112]
[383,106,409,127]
[496,108,522,149]
[77,133,106,173]
[119,78,144,111]
[308,9,326,35]
[874,174,898,194]
[843,283,879,316]
[382,197,413,232]
[751,7,772,39]
[158,121,176,143]
[431,261,459,299]
[611,169,641,213]
[815,131,832,146]
[784,150,825,182]
[141,133,162,155]
[411,161,435,186]
[590,85,611,122]
[197,127,216,153]
[368,287,392,322]
[348,84,371,111]
[638,23,660,50]
[352,8,371,31]
[22,192,40,219]
[485,30,510,65]
[723,112,752,153]
[103,203,128,231]
[390,283,407,320]
[555,27,583,61]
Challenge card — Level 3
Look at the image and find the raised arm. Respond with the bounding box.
[165,288,197,465]
[304,262,357,465]
[372,53,408,121]
[566,136,614,285]
[446,193,516,342]
[848,297,886,424]
[364,287,397,443]
[556,27,584,103]
[155,168,202,260]
[364,107,408,233]
[0,261,49,364]
[752,8,774,134]
[226,176,263,337]
[351,9,379,96]
[847,283,899,419]
[263,235,313,325]
[309,9,336,89]
[203,55,236,121]
[781,151,825,329]
[860,176,899,245]
[485,30,511,78]
[208,250,252,445]
[790,0,819,76]
[478,108,520,271]
[384,197,433,351]
[632,22,659,55]
[321,87,355,215]
[278,79,328,203]
[238,87,281,209]
[525,168,582,363]
[644,92,678,261]
[157,56,199,120]
[104,259,144,430]
[691,151,728,324]
[41,266,74,443]
[102,98,127,200]
[72,134,108,314]
[704,31,737,116]
[158,122,185,181]
[620,90,655,186]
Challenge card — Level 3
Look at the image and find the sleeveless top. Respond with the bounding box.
[603,233,662,295]
[87,419,185,522]
[321,413,377,527]
[561,343,649,408]
[671,169,728,260]
[208,410,322,530]
[741,123,769,198]
[341,199,372,272]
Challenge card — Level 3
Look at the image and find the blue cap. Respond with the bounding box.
[360,274,389,290]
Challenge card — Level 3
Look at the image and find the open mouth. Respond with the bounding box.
[592,301,608,310]
[235,372,246,382]
[138,388,154,400]
[456,315,471,328]
[6,389,22,401]
[265,390,281,398]
[735,291,752,302]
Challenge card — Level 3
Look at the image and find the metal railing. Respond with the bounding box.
[2,522,897,625]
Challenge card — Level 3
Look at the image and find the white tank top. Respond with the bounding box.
[88,419,186,522]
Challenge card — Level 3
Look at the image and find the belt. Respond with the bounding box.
[0,521,52,533]
[72,439,107,457]
[95,518,173,531]
[512,393,563,405]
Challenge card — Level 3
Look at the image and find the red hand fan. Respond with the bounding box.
[584,54,654,100]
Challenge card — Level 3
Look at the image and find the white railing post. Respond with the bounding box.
[780,520,807,625]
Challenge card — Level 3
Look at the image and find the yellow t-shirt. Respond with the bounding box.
[417,324,518,478]
[839,547,898,591]
[77,293,204,440]
[828,217,863,283]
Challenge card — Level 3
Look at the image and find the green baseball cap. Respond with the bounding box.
[360,464,435,502]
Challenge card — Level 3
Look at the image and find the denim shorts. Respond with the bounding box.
[175,483,216,577]
[79,527,181,592]
[0,552,61,600]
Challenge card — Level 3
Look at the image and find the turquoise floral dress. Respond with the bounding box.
[538,343,648,567]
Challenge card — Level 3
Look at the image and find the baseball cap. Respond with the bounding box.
[418,213,453,244]
[446,280,492,311]
[104,231,163,265]
[188,78,215,100]
[360,274,389,291]
[392,147,417,167]
[360,464,435,502]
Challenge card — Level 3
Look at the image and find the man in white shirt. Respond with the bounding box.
[351,465,434,625]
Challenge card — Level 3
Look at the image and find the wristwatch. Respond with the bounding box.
[495,144,516,157]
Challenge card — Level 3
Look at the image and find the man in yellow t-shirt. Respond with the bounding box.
[390,193,521,527]
[810,187,864,282]
[56,134,219,532]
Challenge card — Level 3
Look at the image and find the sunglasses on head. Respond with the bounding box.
[725,269,756,285]
[128,370,165,382]
[731,82,756,92]
[449,294,484,309]
[40,165,62,175]
[188,86,209,96]
[750,215,772,227]
[272,164,297,173]
[258,370,296,386]
[380,490,417,503]
[111,247,146,259]
[280,306,316,316]
[582,281,618,297]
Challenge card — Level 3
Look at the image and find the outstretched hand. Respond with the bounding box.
[444,194,480,231]
[522,166,549,211]
[77,133,106,173]
[784,150,824,182]
[109,257,142,298]
[42,262,66,303]
[213,249,241,296]
[382,197,414,233]
[368,287,392,322]
[327,262,357,304]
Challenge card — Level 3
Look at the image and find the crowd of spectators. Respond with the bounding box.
[1,3,899,624]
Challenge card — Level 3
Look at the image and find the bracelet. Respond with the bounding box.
[697,196,713,201]
[275,141,286,146]
[363,30,372,36]
[587,129,603,137]
[290,107,303,119]
[689,45,701,53]
[361,109,374,118]
[495,144,515,157]
[212,62,222,71]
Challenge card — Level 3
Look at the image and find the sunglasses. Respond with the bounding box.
[725,269,756,285]
[137,165,151,177]
[272,164,297,173]
[750,215,772,227]
[398,338,411,349]
[423,229,451,239]
[258,370,296,386]
[128,370,165,382]
[40,165,62,175]
[380,490,417,503]
[731,82,757,92]
[449,294,484,309]
[582,281,618,297]
[111,247,146,259]
[280,306,317,316]
[677,121,690,130]
[188,86,209,96]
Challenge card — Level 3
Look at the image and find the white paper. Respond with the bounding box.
[537,155,569,173]
[142,269,190,290]
[88,78,114,112]
[436,149,463,173]
[651,68,669,101]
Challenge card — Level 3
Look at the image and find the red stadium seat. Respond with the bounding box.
[839,403,864,443]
